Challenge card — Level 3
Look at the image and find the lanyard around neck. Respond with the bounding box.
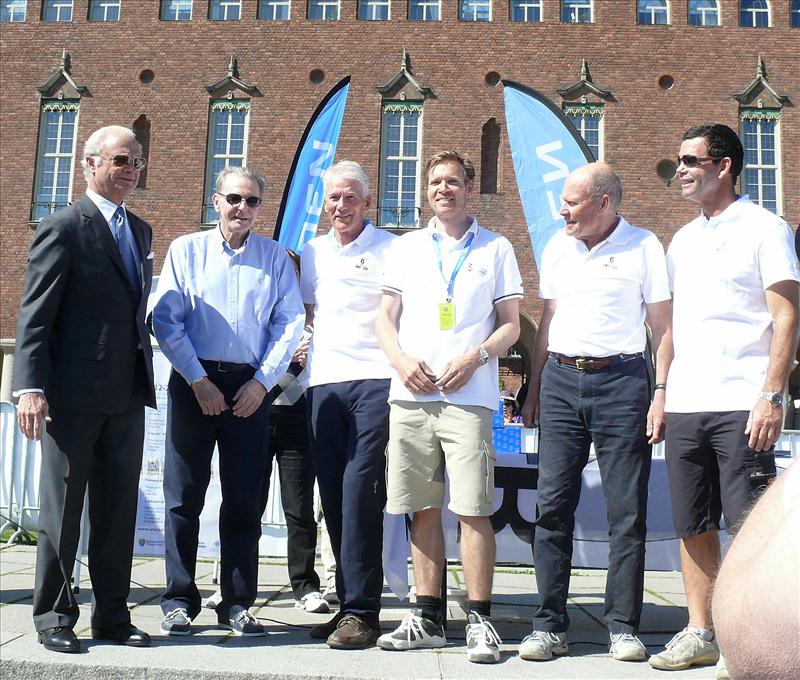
[432,231,475,302]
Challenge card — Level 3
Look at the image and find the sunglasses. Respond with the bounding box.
[676,155,722,168]
[100,154,147,170]
[221,193,262,208]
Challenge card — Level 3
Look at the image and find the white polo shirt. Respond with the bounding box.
[301,220,396,387]
[540,216,670,356]
[382,217,523,411]
[666,196,800,413]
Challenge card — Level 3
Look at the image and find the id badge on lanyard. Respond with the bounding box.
[433,231,474,331]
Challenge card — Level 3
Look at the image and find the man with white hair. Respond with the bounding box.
[14,125,155,652]
[301,161,395,649]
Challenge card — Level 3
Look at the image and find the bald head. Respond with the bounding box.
[569,162,623,213]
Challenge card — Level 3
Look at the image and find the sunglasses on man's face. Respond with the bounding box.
[101,154,147,170]
[676,155,722,169]
[221,193,262,208]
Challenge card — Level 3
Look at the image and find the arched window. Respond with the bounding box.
[739,0,770,27]
[132,115,151,190]
[688,0,719,26]
[480,119,500,194]
[638,0,669,24]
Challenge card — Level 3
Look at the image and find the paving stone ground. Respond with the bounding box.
[0,544,717,679]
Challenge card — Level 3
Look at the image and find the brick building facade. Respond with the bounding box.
[2,0,798,357]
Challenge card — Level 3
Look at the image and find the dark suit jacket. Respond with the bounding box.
[13,195,156,414]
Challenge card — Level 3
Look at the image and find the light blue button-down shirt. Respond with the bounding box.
[151,227,305,390]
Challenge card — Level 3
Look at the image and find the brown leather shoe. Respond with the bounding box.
[326,614,379,649]
[310,610,344,639]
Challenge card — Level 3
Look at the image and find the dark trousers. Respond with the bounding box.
[33,402,144,632]
[533,354,652,635]
[307,379,389,626]
[263,401,320,599]
[161,367,270,620]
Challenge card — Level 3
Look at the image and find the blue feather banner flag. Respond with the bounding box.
[273,76,350,252]
[503,80,594,268]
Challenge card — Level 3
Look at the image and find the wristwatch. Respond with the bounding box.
[478,345,489,365]
[759,391,785,407]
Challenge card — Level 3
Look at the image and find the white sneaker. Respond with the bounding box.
[519,630,568,661]
[715,655,730,680]
[610,632,647,661]
[160,608,192,635]
[377,610,446,650]
[465,612,501,664]
[295,591,330,614]
[649,627,719,670]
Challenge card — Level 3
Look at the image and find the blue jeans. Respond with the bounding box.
[532,354,651,635]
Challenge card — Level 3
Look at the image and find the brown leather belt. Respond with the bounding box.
[550,352,643,371]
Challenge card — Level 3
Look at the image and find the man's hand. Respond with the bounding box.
[17,392,51,441]
[520,386,540,428]
[232,378,267,418]
[292,335,310,367]
[647,391,667,444]
[745,397,783,451]
[191,377,228,416]
[436,350,481,393]
[392,353,438,395]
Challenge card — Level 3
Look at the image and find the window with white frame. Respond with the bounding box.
[791,0,799,27]
[638,0,669,24]
[259,0,290,19]
[409,0,439,19]
[460,0,491,21]
[688,0,719,26]
[359,0,389,20]
[564,104,603,160]
[510,0,542,21]
[1,0,26,21]
[42,0,72,21]
[561,0,592,23]
[89,0,120,21]
[309,0,339,19]
[203,100,250,224]
[161,0,192,19]
[739,0,770,26]
[379,103,422,228]
[32,101,79,222]
[210,0,240,19]
[740,110,781,214]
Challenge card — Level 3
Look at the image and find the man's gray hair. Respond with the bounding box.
[324,160,370,197]
[585,162,623,212]
[215,165,266,196]
[81,125,138,181]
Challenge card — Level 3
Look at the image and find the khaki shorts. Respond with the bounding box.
[386,401,496,517]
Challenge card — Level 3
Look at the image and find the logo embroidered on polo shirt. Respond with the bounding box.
[603,256,618,270]
[355,257,369,272]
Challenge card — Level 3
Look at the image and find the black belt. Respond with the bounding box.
[199,359,253,373]
[550,352,643,371]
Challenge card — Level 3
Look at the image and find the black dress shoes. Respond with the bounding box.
[37,626,81,653]
[91,622,152,647]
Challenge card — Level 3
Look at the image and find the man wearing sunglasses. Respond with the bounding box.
[152,166,304,638]
[13,125,155,653]
[649,124,800,674]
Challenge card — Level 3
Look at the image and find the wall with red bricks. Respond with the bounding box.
[1,0,798,339]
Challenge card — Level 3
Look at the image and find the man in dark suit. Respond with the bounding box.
[13,125,156,653]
